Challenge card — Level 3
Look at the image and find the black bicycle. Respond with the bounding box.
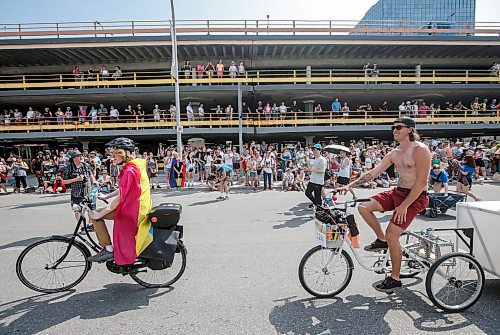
[16,201,187,293]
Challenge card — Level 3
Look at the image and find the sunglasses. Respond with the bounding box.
[391,125,410,131]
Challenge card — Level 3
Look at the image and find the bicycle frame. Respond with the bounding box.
[51,207,101,269]
[323,232,429,275]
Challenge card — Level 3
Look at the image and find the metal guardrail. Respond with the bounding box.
[0,19,499,39]
[0,68,499,90]
[1,111,498,133]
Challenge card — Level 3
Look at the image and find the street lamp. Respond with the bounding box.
[170,0,183,156]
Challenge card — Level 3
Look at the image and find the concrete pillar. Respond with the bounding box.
[191,67,197,86]
[304,135,315,146]
[191,102,200,120]
[306,65,312,85]
[81,141,89,151]
[415,64,421,85]
[303,100,315,117]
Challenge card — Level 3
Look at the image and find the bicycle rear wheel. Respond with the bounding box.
[426,252,484,312]
[16,237,91,293]
[130,244,187,288]
[298,246,353,298]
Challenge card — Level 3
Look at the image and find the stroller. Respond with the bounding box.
[420,192,467,218]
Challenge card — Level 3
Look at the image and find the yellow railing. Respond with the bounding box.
[0,19,499,39]
[0,68,498,90]
[1,111,498,133]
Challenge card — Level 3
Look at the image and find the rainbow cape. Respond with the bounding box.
[114,158,153,265]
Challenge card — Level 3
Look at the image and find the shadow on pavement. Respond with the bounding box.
[5,199,69,210]
[189,199,223,206]
[273,202,313,229]
[0,237,46,251]
[269,279,500,335]
[0,283,174,334]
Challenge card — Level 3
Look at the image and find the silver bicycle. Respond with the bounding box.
[298,198,485,313]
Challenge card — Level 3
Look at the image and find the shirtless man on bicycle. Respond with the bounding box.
[339,117,431,292]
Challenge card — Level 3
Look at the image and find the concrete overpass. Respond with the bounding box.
[1,120,498,145]
[1,35,500,74]
[0,84,498,112]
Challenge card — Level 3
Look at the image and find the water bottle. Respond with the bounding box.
[346,214,359,237]
[325,223,332,240]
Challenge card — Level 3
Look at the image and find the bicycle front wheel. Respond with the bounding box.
[298,246,353,298]
[16,237,91,293]
[426,252,484,312]
[130,244,187,288]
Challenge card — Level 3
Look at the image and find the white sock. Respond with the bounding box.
[105,245,113,252]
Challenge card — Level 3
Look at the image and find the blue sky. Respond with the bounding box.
[0,0,498,24]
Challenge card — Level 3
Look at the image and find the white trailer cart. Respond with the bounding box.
[456,201,500,277]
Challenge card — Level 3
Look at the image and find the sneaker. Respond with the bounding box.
[157,185,161,189]
[364,239,388,252]
[375,276,402,293]
[216,196,225,200]
[87,249,114,263]
[306,204,315,210]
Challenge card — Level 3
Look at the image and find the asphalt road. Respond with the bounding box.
[0,183,499,335]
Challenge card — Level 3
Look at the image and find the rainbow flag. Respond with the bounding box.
[113,158,153,265]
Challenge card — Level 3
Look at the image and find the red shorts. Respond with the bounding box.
[371,188,429,230]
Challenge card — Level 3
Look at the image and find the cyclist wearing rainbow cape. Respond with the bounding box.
[88,137,153,265]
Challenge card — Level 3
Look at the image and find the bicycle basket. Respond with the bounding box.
[314,221,346,248]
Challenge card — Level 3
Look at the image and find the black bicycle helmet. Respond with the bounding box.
[105,137,136,152]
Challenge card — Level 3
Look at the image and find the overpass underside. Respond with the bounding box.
[1,122,499,146]
[1,84,499,111]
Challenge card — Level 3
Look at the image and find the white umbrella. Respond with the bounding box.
[323,144,350,154]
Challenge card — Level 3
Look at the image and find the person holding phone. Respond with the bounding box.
[61,150,96,223]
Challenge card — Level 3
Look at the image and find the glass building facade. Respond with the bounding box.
[353,0,476,35]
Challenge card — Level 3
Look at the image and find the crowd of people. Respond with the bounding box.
[72,65,122,87]
[182,60,246,80]
[1,137,499,201]
[1,95,499,127]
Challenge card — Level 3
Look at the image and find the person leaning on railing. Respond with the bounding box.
[112,66,122,88]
